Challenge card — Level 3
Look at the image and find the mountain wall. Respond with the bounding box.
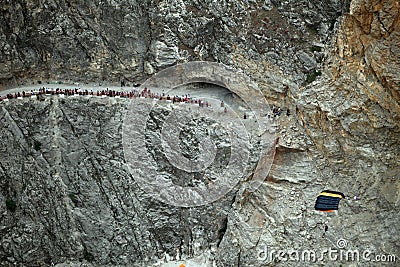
[1,0,349,88]
[0,0,399,266]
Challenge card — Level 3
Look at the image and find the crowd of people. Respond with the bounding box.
[0,87,211,107]
[264,105,290,119]
[0,87,132,100]
[0,87,291,120]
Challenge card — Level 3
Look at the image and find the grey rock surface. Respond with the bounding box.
[0,0,349,88]
[0,0,399,266]
[0,96,239,266]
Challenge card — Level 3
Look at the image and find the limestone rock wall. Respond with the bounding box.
[0,0,151,85]
[0,0,349,88]
[0,0,399,266]
[0,97,235,266]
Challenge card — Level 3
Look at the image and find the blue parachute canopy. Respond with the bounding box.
[315,190,345,212]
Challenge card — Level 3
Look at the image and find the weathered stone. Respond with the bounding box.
[0,0,399,266]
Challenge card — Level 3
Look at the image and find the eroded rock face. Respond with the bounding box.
[0,0,399,266]
[0,0,349,88]
[0,0,151,85]
[327,0,400,121]
[0,97,239,266]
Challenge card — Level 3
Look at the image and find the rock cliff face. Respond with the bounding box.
[0,0,349,87]
[0,96,242,266]
[0,0,399,267]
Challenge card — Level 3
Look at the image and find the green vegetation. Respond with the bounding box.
[33,140,41,151]
[305,70,322,84]
[6,199,17,212]
[84,250,94,262]
[310,45,322,53]
[69,192,79,205]
[307,24,319,35]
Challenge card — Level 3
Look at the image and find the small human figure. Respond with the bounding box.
[322,222,328,237]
